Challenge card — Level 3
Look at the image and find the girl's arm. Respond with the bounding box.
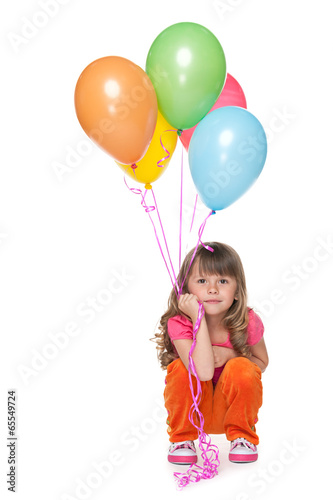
[173,294,215,381]
[212,338,269,372]
[212,346,237,367]
[249,338,269,373]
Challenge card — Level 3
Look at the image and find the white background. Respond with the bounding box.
[1,0,332,498]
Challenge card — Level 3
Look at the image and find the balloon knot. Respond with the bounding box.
[145,183,152,190]
[131,163,138,170]
[177,129,183,137]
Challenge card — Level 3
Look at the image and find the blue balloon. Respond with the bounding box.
[188,106,267,211]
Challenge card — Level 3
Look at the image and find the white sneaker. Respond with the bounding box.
[168,440,198,465]
[229,437,258,463]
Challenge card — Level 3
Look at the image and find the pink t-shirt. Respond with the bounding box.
[167,308,264,385]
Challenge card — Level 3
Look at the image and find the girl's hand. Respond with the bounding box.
[212,346,237,368]
[178,293,202,323]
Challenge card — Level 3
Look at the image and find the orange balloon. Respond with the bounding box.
[74,56,158,165]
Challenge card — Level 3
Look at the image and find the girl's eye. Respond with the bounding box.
[197,278,228,284]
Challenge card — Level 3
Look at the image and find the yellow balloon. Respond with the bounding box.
[116,111,178,189]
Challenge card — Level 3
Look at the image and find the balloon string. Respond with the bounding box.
[190,194,198,233]
[151,188,179,292]
[124,167,219,490]
[178,210,216,297]
[141,192,179,297]
[123,172,155,211]
[123,176,178,294]
[173,302,220,490]
[184,192,198,258]
[157,129,177,168]
[179,147,183,272]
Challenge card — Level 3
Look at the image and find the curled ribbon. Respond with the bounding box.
[123,174,179,294]
[173,302,220,489]
[156,129,177,168]
[123,168,155,213]
[124,152,220,490]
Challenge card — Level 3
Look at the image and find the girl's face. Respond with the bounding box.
[187,261,238,319]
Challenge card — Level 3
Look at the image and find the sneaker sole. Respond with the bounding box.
[168,455,198,465]
[229,453,258,463]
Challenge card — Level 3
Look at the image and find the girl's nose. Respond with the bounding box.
[208,285,218,294]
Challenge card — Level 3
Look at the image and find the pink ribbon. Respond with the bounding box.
[151,187,179,295]
[123,176,179,295]
[123,143,220,489]
[178,210,215,297]
[179,147,183,272]
[174,302,220,489]
[190,194,198,233]
[156,129,177,168]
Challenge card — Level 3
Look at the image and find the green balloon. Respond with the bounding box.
[146,22,227,130]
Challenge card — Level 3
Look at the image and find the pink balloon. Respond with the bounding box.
[180,73,247,151]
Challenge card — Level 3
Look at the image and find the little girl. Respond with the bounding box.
[153,241,268,465]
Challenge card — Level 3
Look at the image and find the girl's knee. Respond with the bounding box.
[224,357,261,386]
[225,356,252,370]
[165,357,208,396]
[165,358,191,388]
[166,358,187,377]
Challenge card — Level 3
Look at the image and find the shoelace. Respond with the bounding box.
[171,441,195,452]
[230,438,256,452]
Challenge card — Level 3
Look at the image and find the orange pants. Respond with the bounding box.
[164,357,263,445]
